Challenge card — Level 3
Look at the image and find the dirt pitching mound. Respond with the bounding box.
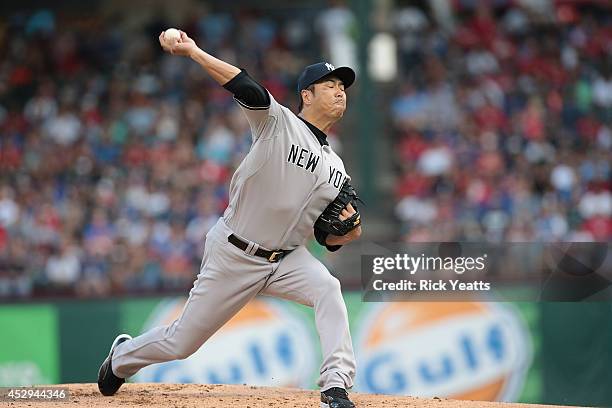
[34,383,564,407]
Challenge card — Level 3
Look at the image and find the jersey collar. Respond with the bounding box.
[297,116,329,146]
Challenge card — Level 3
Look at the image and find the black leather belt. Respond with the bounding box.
[228,234,293,263]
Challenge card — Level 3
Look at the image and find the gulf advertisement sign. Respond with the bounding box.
[355,302,532,401]
[134,297,316,387]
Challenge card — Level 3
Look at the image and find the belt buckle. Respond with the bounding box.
[268,251,282,263]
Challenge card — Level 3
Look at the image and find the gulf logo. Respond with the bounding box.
[355,302,532,401]
[134,297,316,388]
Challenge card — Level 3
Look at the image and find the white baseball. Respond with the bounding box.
[163,28,181,45]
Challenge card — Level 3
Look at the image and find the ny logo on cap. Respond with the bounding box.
[325,63,335,71]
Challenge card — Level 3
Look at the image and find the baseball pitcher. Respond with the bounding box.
[97,29,363,408]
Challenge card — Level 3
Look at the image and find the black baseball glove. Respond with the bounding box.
[314,180,362,237]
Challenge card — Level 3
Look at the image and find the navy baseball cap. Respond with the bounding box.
[297,62,355,93]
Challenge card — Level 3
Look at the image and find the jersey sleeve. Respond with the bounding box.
[235,91,284,142]
[223,70,284,142]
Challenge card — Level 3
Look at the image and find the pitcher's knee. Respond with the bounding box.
[328,276,342,293]
[164,323,201,360]
[173,341,200,360]
[314,275,342,301]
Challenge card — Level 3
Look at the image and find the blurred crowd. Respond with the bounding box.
[0,6,332,298]
[390,2,611,243]
[0,2,610,299]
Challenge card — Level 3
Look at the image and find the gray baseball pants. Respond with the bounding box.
[111,217,356,391]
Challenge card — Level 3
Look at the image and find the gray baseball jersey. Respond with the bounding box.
[224,92,350,250]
